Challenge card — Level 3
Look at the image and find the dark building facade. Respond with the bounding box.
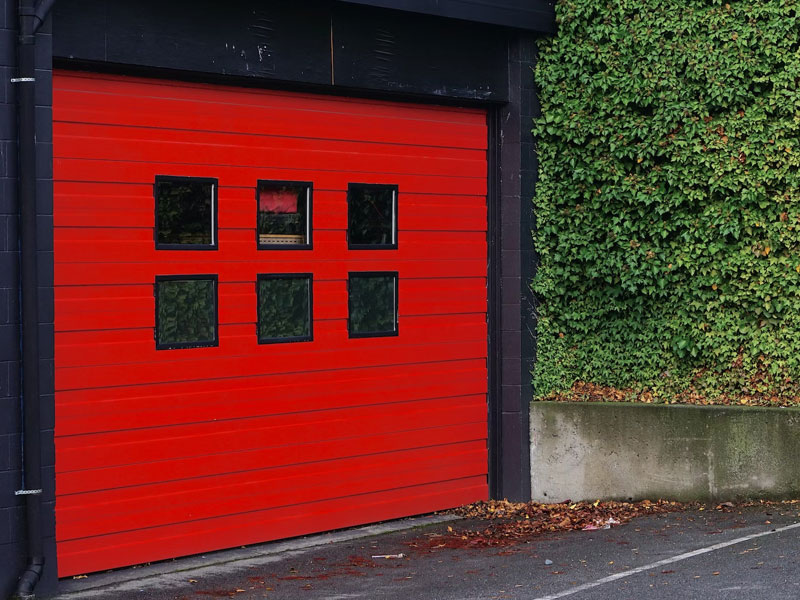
[1,0,553,596]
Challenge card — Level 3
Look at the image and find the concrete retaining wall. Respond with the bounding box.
[530,402,800,503]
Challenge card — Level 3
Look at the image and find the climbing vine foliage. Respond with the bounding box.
[533,0,800,404]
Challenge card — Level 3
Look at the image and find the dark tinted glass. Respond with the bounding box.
[156,178,215,246]
[156,278,217,348]
[349,274,397,336]
[348,185,396,247]
[258,276,312,341]
[257,181,310,246]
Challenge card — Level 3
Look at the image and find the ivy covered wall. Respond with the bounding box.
[532,1,800,404]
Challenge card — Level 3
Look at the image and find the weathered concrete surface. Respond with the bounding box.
[530,402,800,502]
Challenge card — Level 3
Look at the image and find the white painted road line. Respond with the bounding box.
[531,521,800,600]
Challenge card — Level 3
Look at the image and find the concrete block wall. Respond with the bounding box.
[0,1,57,596]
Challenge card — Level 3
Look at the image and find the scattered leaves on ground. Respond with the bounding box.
[407,499,685,550]
[413,498,800,551]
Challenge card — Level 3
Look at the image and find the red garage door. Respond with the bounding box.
[53,71,488,576]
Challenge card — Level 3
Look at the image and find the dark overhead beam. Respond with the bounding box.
[336,0,556,33]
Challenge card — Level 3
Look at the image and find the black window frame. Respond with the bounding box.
[154,175,219,250]
[346,183,398,250]
[256,273,314,344]
[347,271,399,338]
[256,179,314,250]
[154,274,219,350]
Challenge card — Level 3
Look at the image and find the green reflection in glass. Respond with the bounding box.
[258,277,311,340]
[156,179,214,246]
[156,278,216,347]
[349,275,397,335]
[348,185,395,246]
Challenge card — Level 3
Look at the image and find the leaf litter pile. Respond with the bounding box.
[408,499,684,551]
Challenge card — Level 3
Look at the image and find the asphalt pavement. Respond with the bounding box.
[51,504,800,600]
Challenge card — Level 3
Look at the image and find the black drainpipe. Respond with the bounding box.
[13,1,55,599]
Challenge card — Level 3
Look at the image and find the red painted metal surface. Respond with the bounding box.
[53,71,489,576]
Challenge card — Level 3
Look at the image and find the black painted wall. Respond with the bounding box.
[0,2,57,597]
[332,2,508,100]
[53,0,513,102]
[494,33,539,501]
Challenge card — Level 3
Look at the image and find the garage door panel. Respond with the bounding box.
[56,395,488,468]
[57,281,305,331]
[399,204,488,231]
[55,309,488,347]
[56,476,488,577]
[58,372,489,437]
[54,229,487,244]
[53,158,488,197]
[55,258,488,286]
[58,444,488,542]
[55,132,488,180]
[56,314,488,368]
[54,231,487,264]
[55,315,488,361]
[55,197,489,233]
[55,120,487,161]
[56,210,151,229]
[55,98,488,150]
[54,84,488,150]
[55,73,488,125]
[55,183,487,230]
[55,357,487,405]
[59,442,486,518]
[56,339,488,390]
[56,181,487,206]
[56,359,487,429]
[55,300,152,332]
[55,277,487,331]
[57,422,488,496]
[55,72,489,576]
[56,394,488,472]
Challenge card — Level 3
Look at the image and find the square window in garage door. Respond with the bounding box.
[155,275,219,349]
[257,180,312,248]
[347,183,397,249]
[348,272,398,338]
[257,274,313,343]
[155,176,218,249]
